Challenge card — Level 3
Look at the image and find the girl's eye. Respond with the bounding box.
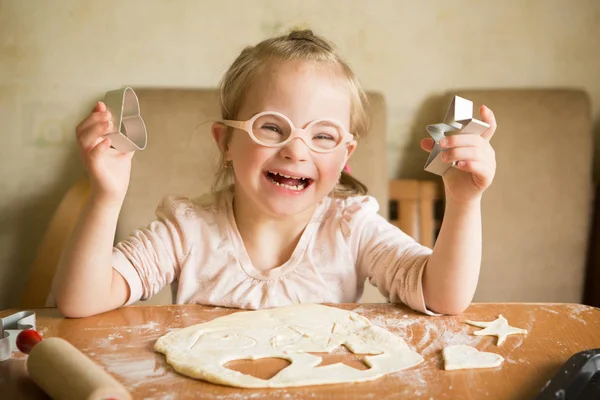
[309,122,341,142]
[314,133,336,141]
[262,124,283,134]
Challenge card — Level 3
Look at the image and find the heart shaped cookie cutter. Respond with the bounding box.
[103,87,147,152]
[424,95,490,176]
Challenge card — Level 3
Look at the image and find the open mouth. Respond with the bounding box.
[265,171,314,191]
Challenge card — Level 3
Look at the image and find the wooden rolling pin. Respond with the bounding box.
[16,329,132,400]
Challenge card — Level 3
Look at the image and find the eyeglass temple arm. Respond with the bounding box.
[221,120,246,130]
[343,132,356,143]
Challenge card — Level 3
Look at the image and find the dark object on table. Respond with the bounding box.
[536,349,600,400]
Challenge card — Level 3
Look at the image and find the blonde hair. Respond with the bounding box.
[212,29,369,198]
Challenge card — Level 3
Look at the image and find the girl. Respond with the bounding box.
[55,30,497,318]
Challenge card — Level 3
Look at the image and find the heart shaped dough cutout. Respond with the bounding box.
[443,345,503,371]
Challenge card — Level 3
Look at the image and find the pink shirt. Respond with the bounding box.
[112,189,435,315]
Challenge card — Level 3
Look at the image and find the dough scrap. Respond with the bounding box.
[465,315,527,345]
[443,345,504,370]
[154,304,423,388]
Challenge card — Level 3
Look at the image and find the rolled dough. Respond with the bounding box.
[154,304,423,388]
[443,345,504,370]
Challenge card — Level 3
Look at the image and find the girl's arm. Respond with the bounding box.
[421,105,498,315]
[422,197,482,314]
[54,196,129,318]
[54,100,134,318]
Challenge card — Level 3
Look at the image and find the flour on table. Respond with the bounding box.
[465,315,527,345]
[154,304,423,388]
[443,345,504,370]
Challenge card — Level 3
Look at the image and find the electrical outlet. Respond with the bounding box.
[23,102,69,147]
[34,117,66,146]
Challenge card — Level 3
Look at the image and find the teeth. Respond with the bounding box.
[270,171,307,180]
[267,174,308,191]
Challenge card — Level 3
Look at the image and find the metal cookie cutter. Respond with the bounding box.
[0,311,36,361]
[103,87,147,152]
[424,95,490,176]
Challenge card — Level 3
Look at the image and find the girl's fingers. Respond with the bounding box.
[88,137,112,161]
[76,110,112,138]
[78,120,113,152]
[420,137,435,152]
[93,101,107,113]
[440,133,487,149]
[441,145,495,166]
[479,105,497,141]
[453,160,494,188]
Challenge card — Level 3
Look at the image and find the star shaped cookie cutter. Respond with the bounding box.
[103,87,147,152]
[0,311,36,361]
[424,95,490,176]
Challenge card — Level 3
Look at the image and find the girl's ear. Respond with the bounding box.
[211,122,231,161]
[344,140,357,163]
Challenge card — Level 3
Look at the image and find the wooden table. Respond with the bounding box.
[1,303,599,399]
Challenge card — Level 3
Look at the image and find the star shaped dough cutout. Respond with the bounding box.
[465,315,527,345]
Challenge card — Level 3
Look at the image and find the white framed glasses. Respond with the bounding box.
[220,111,354,153]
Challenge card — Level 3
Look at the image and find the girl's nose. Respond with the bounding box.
[279,136,310,162]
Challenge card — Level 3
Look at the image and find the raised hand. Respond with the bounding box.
[421,105,497,205]
[75,101,134,204]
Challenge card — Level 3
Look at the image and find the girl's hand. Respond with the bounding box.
[75,101,134,204]
[421,105,497,205]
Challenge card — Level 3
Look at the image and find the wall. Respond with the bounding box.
[1,0,599,309]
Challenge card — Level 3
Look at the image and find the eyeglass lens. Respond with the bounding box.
[251,114,342,151]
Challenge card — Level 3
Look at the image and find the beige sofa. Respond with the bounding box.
[26,88,593,307]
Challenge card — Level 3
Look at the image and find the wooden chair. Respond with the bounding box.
[388,179,442,248]
[20,178,90,307]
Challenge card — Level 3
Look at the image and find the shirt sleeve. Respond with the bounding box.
[345,196,439,316]
[111,196,196,305]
